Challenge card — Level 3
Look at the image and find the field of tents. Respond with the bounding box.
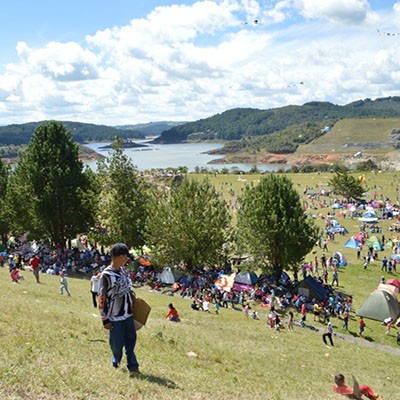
[191,172,400,344]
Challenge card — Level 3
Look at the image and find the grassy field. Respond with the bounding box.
[0,171,399,399]
[0,266,398,400]
[297,118,400,154]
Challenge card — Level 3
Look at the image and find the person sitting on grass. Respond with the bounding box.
[10,267,23,283]
[165,303,180,322]
[332,373,383,399]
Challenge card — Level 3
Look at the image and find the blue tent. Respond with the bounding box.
[234,271,258,285]
[291,276,329,301]
[345,237,360,249]
[328,225,349,234]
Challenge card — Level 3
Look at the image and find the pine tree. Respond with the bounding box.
[329,167,365,200]
[237,174,318,279]
[8,121,96,246]
[94,141,148,249]
[146,178,230,270]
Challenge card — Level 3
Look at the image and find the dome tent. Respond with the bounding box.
[356,289,400,322]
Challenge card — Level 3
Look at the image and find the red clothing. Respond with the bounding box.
[30,256,40,270]
[165,308,179,319]
[333,383,377,399]
[10,269,20,282]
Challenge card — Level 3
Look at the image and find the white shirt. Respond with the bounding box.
[90,275,100,292]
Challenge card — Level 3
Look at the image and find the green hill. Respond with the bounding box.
[0,121,145,146]
[153,97,400,148]
[297,118,400,154]
[116,121,186,137]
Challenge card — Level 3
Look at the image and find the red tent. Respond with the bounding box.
[387,278,400,292]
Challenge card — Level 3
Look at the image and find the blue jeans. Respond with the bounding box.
[109,316,139,369]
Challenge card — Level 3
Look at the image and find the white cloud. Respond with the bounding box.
[0,0,399,125]
[395,2,400,13]
[294,0,371,24]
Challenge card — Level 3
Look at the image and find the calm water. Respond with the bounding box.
[84,140,287,172]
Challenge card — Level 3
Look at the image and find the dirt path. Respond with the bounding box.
[298,323,400,356]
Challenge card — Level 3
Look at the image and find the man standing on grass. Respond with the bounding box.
[98,243,140,373]
[30,254,40,284]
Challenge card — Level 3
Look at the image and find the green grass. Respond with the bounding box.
[0,264,398,399]
[1,171,399,399]
[297,118,400,154]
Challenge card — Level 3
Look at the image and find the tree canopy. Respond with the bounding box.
[93,142,149,250]
[237,174,318,279]
[7,121,96,245]
[329,167,366,200]
[146,178,230,270]
[0,159,10,244]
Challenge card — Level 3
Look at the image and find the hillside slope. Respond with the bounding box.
[154,97,400,144]
[0,121,145,146]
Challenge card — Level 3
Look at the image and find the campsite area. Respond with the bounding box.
[1,171,399,399]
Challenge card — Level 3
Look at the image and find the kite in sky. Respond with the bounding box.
[244,19,259,25]
[377,28,399,36]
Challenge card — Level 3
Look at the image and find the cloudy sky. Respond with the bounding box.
[0,0,400,125]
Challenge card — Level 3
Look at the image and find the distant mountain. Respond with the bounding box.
[0,121,145,146]
[153,97,400,144]
[116,121,186,137]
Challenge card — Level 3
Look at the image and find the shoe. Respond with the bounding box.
[128,366,140,374]
[112,362,119,369]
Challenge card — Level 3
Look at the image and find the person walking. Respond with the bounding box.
[59,271,71,296]
[98,243,139,373]
[331,269,339,286]
[287,311,294,331]
[381,256,388,272]
[359,316,366,337]
[342,309,349,331]
[30,254,41,284]
[322,318,334,346]
[90,271,100,308]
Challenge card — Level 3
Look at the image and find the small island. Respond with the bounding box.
[99,140,149,149]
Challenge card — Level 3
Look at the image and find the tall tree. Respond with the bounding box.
[146,178,230,270]
[237,174,318,279]
[94,142,149,249]
[9,121,96,246]
[329,167,365,200]
[0,158,10,244]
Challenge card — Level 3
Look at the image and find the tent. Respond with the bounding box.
[387,278,400,293]
[390,253,400,262]
[291,276,329,301]
[328,225,349,234]
[233,271,258,292]
[345,237,360,249]
[234,271,258,286]
[329,252,347,267]
[158,267,183,285]
[384,240,394,251]
[366,236,383,251]
[356,289,400,321]
[180,274,194,287]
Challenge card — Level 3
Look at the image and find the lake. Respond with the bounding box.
[84,140,287,172]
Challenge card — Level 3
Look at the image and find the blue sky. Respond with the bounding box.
[0,0,400,125]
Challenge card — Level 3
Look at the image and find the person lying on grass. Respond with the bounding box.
[333,374,383,400]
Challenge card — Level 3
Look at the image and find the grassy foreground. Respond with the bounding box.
[0,267,398,400]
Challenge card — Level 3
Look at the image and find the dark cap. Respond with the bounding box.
[110,243,130,258]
